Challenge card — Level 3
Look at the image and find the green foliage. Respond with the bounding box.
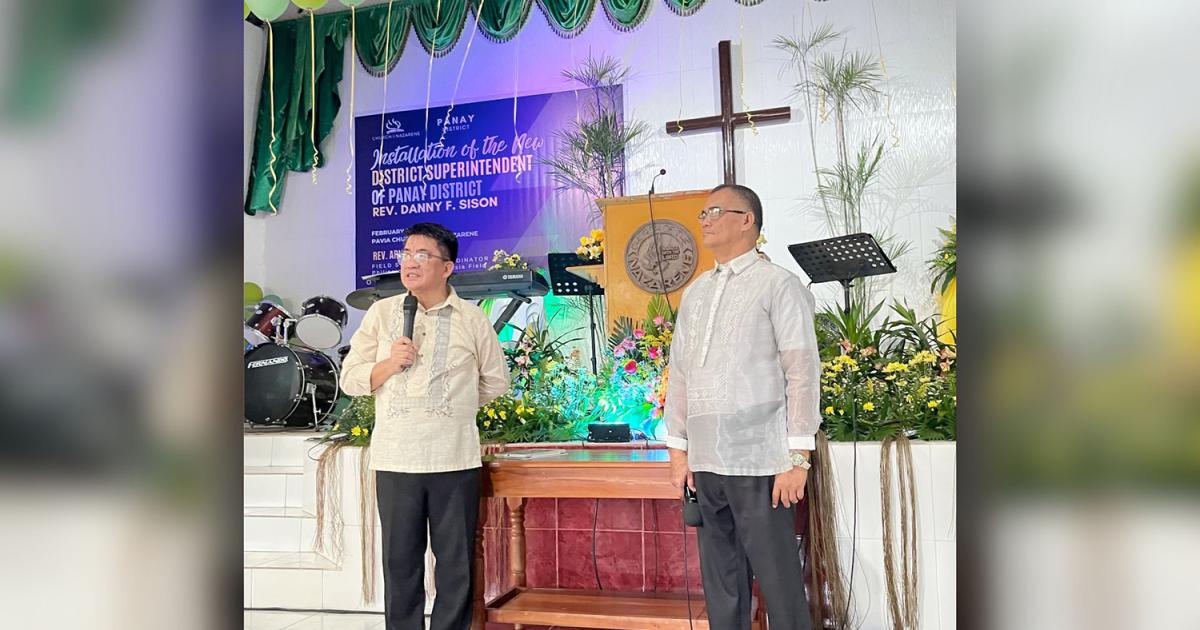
[817,300,958,441]
[542,53,649,214]
[319,395,375,447]
[928,221,956,294]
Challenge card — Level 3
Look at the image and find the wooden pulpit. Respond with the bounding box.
[592,190,715,332]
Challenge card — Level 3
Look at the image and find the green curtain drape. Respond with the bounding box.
[535,0,598,37]
[246,0,769,214]
[353,4,412,76]
[664,0,706,17]
[412,0,472,55]
[474,0,535,42]
[245,14,350,215]
[601,0,652,31]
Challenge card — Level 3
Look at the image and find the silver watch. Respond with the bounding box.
[789,451,811,470]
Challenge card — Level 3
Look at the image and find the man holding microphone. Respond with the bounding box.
[340,222,509,630]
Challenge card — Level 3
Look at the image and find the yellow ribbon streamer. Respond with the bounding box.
[345,5,356,195]
[438,0,485,148]
[421,0,443,193]
[738,3,758,137]
[376,0,395,192]
[310,10,319,183]
[267,21,280,214]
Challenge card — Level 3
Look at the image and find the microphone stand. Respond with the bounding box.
[646,168,676,320]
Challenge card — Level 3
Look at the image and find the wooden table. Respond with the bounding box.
[471,449,763,630]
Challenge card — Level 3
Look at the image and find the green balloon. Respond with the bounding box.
[293,0,328,10]
[244,2,250,19]
[246,0,289,21]
[244,282,263,305]
[263,294,284,307]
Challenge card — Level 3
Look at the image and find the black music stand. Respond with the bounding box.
[787,233,896,314]
[547,253,604,374]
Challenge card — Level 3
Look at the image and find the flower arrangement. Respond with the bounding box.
[488,249,529,271]
[576,229,605,261]
[319,395,374,447]
[477,317,598,443]
[596,296,675,437]
[816,301,957,441]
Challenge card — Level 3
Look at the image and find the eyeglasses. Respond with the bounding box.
[398,250,449,264]
[698,206,750,222]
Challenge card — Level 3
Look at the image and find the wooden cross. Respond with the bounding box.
[665,40,792,184]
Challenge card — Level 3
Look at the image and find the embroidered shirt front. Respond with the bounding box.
[664,248,822,476]
[340,288,510,473]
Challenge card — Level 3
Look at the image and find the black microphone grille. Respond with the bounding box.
[658,168,667,175]
[403,294,417,309]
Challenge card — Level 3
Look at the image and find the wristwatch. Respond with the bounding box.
[789,451,811,470]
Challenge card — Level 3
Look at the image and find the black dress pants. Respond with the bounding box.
[693,471,812,630]
[376,468,480,630]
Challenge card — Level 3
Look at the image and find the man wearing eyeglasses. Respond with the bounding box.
[340,222,510,630]
[665,184,820,630]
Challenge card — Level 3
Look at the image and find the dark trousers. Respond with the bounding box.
[376,468,480,630]
[694,471,812,630]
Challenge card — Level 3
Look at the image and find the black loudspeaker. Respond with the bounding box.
[587,422,631,443]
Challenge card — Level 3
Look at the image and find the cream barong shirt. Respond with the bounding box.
[340,288,510,473]
[664,249,822,476]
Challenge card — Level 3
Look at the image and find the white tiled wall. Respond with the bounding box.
[828,441,957,630]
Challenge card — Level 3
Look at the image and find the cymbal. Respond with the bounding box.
[346,286,405,310]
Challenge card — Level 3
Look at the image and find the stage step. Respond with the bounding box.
[244,433,387,612]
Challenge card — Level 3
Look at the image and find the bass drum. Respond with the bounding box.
[244,343,339,427]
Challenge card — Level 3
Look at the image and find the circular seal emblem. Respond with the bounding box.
[624,220,698,293]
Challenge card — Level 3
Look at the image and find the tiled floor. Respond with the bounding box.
[244,611,388,629]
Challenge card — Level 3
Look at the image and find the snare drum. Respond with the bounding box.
[245,300,293,345]
[294,295,348,350]
[244,343,339,427]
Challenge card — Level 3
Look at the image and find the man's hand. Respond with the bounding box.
[388,336,417,372]
[668,448,694,499]
[772,466,809,509]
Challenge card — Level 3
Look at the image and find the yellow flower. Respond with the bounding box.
[487,408,496,419]
[576,246,587,256]
[527,406,535,413]
[580,236,590,246]
[351,426,362,437]
[910,351,938,365]
[332,424,340,431]
[590,229,604,241]
[863,402,876,412]
[516,404,526,415]
[499,411,507,419]
[927,400,939,409]
[824,405,834,415]
[905,395,914,403]
[483,420,491,428]
[363,428,369,436]
[834,355,859,368]
[838,409,845,416]
[882,362,909,373]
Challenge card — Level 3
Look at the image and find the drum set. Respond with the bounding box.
[243,295,350,429]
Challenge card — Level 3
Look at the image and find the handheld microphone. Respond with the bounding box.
[682,485,702,527]
[402,294,417,339]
